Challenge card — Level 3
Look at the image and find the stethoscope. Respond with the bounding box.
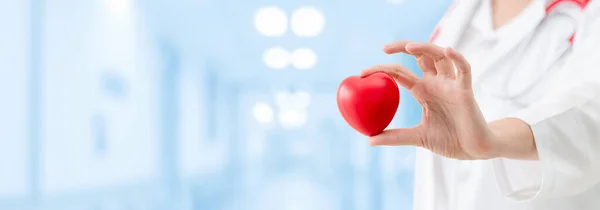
[545,0,590,43]
[429,0,590,101]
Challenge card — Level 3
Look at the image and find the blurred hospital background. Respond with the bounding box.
[0,0,451,209]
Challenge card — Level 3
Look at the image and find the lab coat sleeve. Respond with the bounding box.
[492,13,600,201]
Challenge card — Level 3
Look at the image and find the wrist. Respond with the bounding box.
[487,118,539,160]
[484,125,509,160]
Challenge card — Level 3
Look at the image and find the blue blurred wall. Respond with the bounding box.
[0,0,451,209]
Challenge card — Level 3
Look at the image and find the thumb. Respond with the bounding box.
[368,127,424,146]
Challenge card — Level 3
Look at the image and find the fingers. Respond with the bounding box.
[383,40,410,54]
[445,48,472,89]
[381,40,473,88]
[361,64,420,90]
[406,42,455,79]
[368,127,423,146]
[382,41,438,77]
[415,56,438,77]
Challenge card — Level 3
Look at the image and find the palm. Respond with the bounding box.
[410,74,490,159]
[362,41,495,160]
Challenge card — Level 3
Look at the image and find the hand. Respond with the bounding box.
[361,41,499,160]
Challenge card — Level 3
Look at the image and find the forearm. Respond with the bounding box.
[488,118,539,160]
[488,82,600,198]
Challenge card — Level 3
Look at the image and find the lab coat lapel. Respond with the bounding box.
[433,0,482,48]
[470,0,547,84]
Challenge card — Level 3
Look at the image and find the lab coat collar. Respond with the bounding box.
[434,0,547,86]
[434,0,552,49]
[431,0,481,48]
[471,0,547,84]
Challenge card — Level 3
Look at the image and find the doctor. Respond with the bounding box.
[361,0,600,209]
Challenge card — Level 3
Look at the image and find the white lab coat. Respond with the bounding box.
[414,0,600,210]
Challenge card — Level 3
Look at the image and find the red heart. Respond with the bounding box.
[337,73,400,136]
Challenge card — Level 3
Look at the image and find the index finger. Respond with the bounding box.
[383,40,411,54]
[361,64,420,90]
[406,42,456,78]
[405,42,446,59]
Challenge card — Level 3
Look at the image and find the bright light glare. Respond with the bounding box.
[294,91,311,108]
[252,102,274,124]
[106,0,131,16]
[254,6,288,37]
[263,47,291,69]
[278,108,307,129]
[273,91,311,129]
[274,90,311,109]
[291,7,325,37]
[291,48,317,70]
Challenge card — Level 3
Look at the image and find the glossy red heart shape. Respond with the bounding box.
[337,73,400,136]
